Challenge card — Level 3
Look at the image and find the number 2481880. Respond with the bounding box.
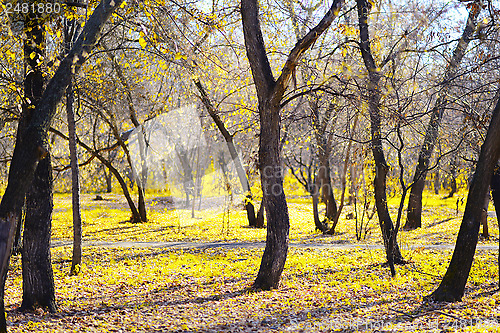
[3,1,62,15]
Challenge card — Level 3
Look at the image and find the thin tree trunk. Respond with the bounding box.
[327,115,358,234]
[104,168,112,193]
[311,101,338,223]
[103,42,148,222]
[255,197,265,228]
[194,80,259,227]
[67,77,82,275]
[434,169,440,195]
[50,128,142,222]
[356,0,403,269]
[491,166,500,288]
[447,154,458,198]
[405,5,480,229]
[481,191,490,239]
[64,18,83,276]
[427,90,500,302]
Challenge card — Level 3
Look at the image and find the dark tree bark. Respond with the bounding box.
[104,168,112,193]
[67,78,82,275]
[427,91,500,302]
[356,0,403,271]
[0,1,123,331]
[405,4,480,229]
[64,18,83,275]
[491,166,500,288]
[20,155,56,312]
[194,80,261,227]
[481,191,489,239]
[17,11,57,312]
[255,197,265,228]
[241,0,343,290]
[434,169,440,195]
[447,155,459,198]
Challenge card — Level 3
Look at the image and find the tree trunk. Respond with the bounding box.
[405,4,480,230]
[434,169,440,195]
[103,42,148,222]
[104,168,112,193]
[20,155,56,312]
[356,0,403,269]
[0,2,123,330]
[241,0,343,290]
[327,115,358,234]
[481,191,490,239]
[67,78,82,275]
[491,166,500,288]
[447,155,458,198]
[64,19,83,276]
[255,197,265,228]
[194,80,259,227]
[427,90,500,302]
[19,11,56,312]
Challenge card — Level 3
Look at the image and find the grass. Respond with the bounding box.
[5,190,500,332]
[51,190,498,247]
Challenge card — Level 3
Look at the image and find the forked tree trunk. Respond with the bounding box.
[356,0,403,271]
[427,90,500,302]
[0,2,123,330]
[19,11,56,312]
[241,0,343,290]
[405,4,480,229]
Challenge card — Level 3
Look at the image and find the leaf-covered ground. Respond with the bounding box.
[51,191,498,247]
[6,191,500,332]
[5,247,500,332]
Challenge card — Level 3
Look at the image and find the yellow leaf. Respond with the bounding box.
[30,52,36,59]
[139,37,147,48]
[174,52,186,60]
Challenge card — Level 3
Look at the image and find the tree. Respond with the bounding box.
[63,16,83,276]
[0,1,123,331]
[355,0,404,274]
[241,0,343,290]
[427,89,500,302]
[18,11,56,312]
[491,165,500,288]
[194,80,264,228]
[404,2,481,229]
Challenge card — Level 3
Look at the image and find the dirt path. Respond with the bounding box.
[50,240,499,251]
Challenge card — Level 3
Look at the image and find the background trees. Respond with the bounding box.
[0,4,497,330]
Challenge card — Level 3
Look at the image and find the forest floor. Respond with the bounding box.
[4,191,500,332]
